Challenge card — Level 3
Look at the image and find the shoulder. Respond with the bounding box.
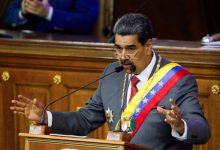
[103,62,122,73]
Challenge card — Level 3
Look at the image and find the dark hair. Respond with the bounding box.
[113,13,153,45]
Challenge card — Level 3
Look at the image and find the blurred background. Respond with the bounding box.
[1,0,220,41]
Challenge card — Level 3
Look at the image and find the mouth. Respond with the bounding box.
[120,59,133,70]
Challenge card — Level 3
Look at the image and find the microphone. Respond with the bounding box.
[38,65,124,125]
[130,63,136,73]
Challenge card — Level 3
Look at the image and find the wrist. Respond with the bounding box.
[176,120,185,135]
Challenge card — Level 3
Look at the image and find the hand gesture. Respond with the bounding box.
[21,0,51,17]
[10,95,44,123]
[157,99,184,134]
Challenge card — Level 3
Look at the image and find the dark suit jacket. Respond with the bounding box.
[51,53,210,150]
[4,0,99,34]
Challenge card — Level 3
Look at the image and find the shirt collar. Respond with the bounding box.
[135,51,156,84]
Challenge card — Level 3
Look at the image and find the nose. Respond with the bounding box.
[119,49,131,59]
[119,54,131,61]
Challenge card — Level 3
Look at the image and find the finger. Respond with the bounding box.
[11,100,27,107]
[157,106,169,116]
[13,110,25,116]
[168,109,178,119]
[169,99,181,117]
[169,98,176,107]
[10,106,25,112]
[13,111,19,114]
[164,114,176,124]
[170,99,179,111]
[26,0,39,7]
[18,95,33,104]
[17,111,25,116]
[164,117,175,124]
[24,0,39,13]
[24,4,36,13]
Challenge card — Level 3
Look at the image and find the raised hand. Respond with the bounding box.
[157,99,184,134]
[10,95,44,123]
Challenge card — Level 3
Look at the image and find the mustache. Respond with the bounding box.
[119,59,136,73]
[120,59,133,66]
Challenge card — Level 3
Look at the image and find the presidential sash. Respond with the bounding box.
[115,63,191,138]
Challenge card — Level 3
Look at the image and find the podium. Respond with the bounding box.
[19,133,152,150]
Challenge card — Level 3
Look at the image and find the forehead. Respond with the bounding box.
[115,34,140,46]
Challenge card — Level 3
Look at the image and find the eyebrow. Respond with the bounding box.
[114,44,120,47]
[126,45,136,49]
[114,44,137,49]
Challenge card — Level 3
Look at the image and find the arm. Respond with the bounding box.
[174,74,211,143]
[49,0,99,33]
[157,74,210,144]
[4,0,99,33]
[51,66,110,135]
[4,0,27,28]
[11,72,106,136]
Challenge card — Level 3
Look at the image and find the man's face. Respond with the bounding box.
[114,34,152,74]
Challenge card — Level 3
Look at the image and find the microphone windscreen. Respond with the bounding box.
[115,66,124,72]
[130,64,136,73]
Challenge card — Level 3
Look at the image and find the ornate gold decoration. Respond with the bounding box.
[53,74,62,85]
[106,107,114,123]
[28,120,37,126]
[121,117,130,132]
[2,71,10,81]
[211,85,219,95]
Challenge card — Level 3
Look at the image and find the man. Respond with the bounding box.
[4,0,99,34]
[10,13,210,150]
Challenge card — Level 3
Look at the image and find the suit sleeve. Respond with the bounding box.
[174,74,211,144]
[4,0,27,28]
[50,0,99,34]
[51,65,110,136]
[4,0,99,33]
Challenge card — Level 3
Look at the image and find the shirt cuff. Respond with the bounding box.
[19,10,26,20]
[171,119,187,141]
[46,111,53,127]
[46,6,53,21]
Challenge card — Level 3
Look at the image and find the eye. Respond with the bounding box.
[115,46,123,53]
[126,47,136,54]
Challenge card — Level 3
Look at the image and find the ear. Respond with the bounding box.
[144,39,153,55]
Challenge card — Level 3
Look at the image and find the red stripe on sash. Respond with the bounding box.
[131,69,190,137]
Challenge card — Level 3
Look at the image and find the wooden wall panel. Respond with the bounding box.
[113,0,220,41]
